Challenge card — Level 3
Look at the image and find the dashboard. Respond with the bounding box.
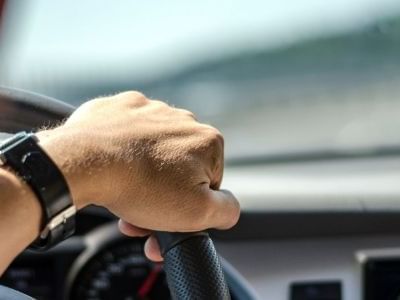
[0,207,255,300]
[3,209,400,300]
[218,232,400,300]
[215,155,400,300]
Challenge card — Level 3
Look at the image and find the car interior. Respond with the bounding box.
[1,1,400,299]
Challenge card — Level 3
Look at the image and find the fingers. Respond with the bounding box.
[139,189,239,262]
[144,235,163,262]
[118,189,240,261]
[198,126,224,189]
[118,219,151,237]
[206,189,240,230]
[118,220,163,262]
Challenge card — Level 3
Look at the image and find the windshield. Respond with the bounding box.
[1,0,400,160]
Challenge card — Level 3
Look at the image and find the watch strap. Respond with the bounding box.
[0,132,75,250]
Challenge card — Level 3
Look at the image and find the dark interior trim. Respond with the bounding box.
[78,207,400,241]
[211,211,400,241]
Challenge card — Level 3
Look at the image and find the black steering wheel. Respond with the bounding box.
[0,87,232,300]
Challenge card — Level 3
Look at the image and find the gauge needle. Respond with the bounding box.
[137,264,163,299]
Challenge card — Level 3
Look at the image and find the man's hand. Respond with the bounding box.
[38,91,240,261]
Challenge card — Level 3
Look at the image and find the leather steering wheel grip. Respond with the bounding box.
[156,232,231,300]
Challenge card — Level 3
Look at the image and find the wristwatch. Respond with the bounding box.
[0,132,76,250]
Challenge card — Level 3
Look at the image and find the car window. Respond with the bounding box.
[1,0,400,159]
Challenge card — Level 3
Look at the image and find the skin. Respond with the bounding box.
[0,91,240,273]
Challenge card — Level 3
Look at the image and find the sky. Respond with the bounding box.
[1,0,400,85]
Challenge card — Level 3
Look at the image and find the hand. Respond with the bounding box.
[38,91,240,260]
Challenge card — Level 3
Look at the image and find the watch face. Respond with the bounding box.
[0,132,28,165]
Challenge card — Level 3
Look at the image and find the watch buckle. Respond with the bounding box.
[39,205,77,239]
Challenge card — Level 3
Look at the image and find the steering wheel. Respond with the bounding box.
[0,87,231,300]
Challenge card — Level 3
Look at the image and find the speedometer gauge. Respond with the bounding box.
[67,240,171,300]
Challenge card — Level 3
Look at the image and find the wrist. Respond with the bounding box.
[0,167,42,268]
[36,128,90,210]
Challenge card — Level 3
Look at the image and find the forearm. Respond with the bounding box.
[0,167,42,274]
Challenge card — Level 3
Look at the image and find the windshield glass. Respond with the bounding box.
[1,0,400,160]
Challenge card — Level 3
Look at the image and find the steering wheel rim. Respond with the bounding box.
[0,86,74,133]
[0,86,256,300]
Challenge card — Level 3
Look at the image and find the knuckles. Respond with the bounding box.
[201,127,224,153]
[176,108,197,119]
[118,90,147,100]
[77,91,149,111]
[115,91,149,107]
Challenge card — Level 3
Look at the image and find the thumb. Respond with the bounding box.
[205,189,240,230]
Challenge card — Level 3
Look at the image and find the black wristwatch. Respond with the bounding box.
[0,132,76,250]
